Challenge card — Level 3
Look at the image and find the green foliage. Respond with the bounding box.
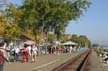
[61,34,71,42]
[0,3,22,39]
[92,43,100,48]
[7,4,24,22]
[47,32,54,43]
[70,34,91,47]
[19,0,91,41]
[4,23,21,39]
[0,0,91,42]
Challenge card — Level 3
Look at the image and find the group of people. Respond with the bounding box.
[0,41,77,71]
[10,44,38,63]
[47,45,77,55]
[0,42,38,71]
[21,44,38,63]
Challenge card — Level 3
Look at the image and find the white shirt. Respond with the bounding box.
[15,48,20,53]
[32,47,37,54]
[70,46,73,50]
[27,46,32,56]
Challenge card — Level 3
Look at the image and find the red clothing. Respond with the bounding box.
[22,51,29,63]
[0,50,5,64]
[24,48,28,52]
[56,47,61,51]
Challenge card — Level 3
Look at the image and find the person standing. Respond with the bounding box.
[56,46,61,55]
[27,45,32,62]
[22,44,29,63]
[31,44,37,62]
[14,45,20,62]
[0,42,10,71]
[69,46,73,53]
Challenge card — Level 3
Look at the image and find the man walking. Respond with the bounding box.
[0,42,10,71]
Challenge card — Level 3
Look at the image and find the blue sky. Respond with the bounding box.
[8,0,22,5]
[8,0,108,45]
[66,0,108,45]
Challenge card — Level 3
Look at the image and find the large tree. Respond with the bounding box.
[18,0,91,42]
[0,0,91,42]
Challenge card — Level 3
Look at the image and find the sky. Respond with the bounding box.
[66,0,108,45]
[7,0,108,45]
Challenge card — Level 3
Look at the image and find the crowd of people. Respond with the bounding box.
[1,42,38,63]
[0,41,39,71]
[0,42,77,62]
[47,45,77,55]
[0,41,78,71]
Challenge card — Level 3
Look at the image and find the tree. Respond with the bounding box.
[0,3,22,40]
[18,0,91,42]
[92,43,100,48]
[70,34,91,47]
[7,4,24,23]
[47,32,55,43]
[3,23,21,39]
[78,35,87,47]
[60,34,71,42]
[70,34,81,46]
[1,0,91,42]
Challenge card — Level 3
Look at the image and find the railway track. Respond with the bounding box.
[52,49,91,71]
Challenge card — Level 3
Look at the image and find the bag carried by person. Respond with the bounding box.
[9,48,14,55]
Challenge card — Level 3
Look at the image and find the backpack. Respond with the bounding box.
[10,48,14,55]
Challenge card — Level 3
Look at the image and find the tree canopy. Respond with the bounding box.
[19,0,91,41]
[0,0,91,44]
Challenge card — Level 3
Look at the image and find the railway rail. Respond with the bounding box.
[52,49,91,71]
